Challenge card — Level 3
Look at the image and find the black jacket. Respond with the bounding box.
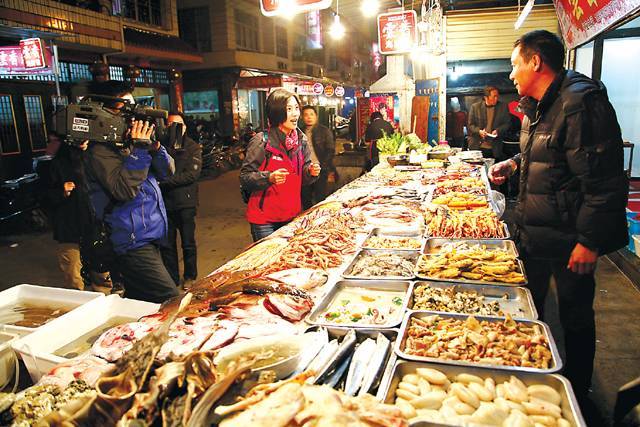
[160,136,202,211]
[467,100,511,151]
[46,145,93,244]
[513,70,628,259]
[306,124,336,174]
[364,117,394,142]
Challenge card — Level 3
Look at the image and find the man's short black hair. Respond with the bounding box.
[378,103,387,111]
[484,86,498,97]
[514,30,565,73]
[301,105,317,114]
[265,88,300,127]
[370,111,384,122]
[89,81,134,109]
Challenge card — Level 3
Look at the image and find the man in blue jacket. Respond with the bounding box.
[85,81,179,303]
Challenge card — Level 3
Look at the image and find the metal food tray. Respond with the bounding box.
[342,249,419,280]
[408,281,538,320]
[381,360,586,427]
[421,237,518,257]
[306,280,412,329]
[424,221,511,241]
[361,228,424,251]
[415,254,528,287]
[395,311,562,374]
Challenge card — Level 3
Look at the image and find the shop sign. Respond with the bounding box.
[372,43,383,70]
[260,0,332,17]
[0,39,53,75]
[554,0,640,49]
[324,84,334,97]
[306,11,323,49]
[335,86,345,97]
[312,82,324,95]
[237,75,283,89]
[356,97,371,142]
[377,10,418,55]
[297,81,318,95]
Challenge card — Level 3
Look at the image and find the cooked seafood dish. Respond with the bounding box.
[416,246,525,284]
[364,235,422,250]
[433,176,487,196]
[403,314,553,369]
[349,252,416,278]
[392,367,573,426]
[425,206,507,239]
[431,192,489,210]
[412,284,504,316]
[321,287,405,326]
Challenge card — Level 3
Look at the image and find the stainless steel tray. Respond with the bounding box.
[425,222,511,240]
[414,254,528,287]
[408,281,538,320]
[361,228,424,251]
[342,249,418,280]
[306,280,411,329]
[421,237,518,257]
[382,360,586,427]
[395,311,562,374]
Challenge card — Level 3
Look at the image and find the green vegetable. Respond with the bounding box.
[366,308,373,316]
[351,316,360,322]
[325,312,340,320]
[392,297,403,305]
[341,299,350,306]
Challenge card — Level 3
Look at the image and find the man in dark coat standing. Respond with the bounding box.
[301,106,337,209]
[489,30,628,414]
[160,112,202,287]
[468,86,512,159]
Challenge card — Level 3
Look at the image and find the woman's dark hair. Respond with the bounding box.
[266,88,300,127]
[514,30,565,73]
[370,111,384,122]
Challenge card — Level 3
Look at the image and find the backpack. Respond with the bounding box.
[240,132,271,203]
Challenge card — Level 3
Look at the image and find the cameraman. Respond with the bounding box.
[84,81,179,303]
[159,112,202,288]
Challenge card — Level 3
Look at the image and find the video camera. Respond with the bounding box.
[53,95,168,149]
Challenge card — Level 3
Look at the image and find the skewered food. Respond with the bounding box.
[365,235,422,250]
[403,315,553,369]
[416,246,525,284]
[425,206,507,239]
[349,252,415,278]
[412,284,504,316]
[392,368,571,426]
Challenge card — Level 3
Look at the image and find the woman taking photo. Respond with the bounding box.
[240,88,321,241]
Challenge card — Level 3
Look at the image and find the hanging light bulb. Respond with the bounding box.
[361,0,379,17]
[330,14,346,39]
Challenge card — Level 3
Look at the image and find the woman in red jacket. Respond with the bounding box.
[240,88,321,241]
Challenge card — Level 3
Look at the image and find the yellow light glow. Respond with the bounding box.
[330,15,346,39]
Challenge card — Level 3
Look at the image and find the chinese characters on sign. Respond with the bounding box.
[324,85,334,97]
[0,39,53,75]
[306,11,323,49]
[19,38,47,69]
[260,0,332,16]
[377,10,418,55]
[237,76,283,89]
[554,0,640,49]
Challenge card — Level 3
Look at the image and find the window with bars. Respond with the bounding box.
[0,95,19,155]
[23,95,47,152]
[276,27,288,59]
[110,66,124,81]
[235,10,259,52]
[178,7,212,52]
[122,0,162,26]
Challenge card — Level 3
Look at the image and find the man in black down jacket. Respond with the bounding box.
[160,112,202,286]
[489,30,628,406]
[301,105,337,209]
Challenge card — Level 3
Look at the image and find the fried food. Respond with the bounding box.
[365,235,422,250]
[425,206,507,239]
[431,192,489,210]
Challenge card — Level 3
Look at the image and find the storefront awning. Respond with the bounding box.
[123,28,203,64]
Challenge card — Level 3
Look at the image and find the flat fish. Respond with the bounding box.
[358,333,391,396]
[290,329,328,376]
[344,338,376,396]
[266,269,329,291]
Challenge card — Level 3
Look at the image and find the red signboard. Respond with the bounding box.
[296,81,318,96]
[237,76,283,89]
[0,39,53,75]
[377,10,418,55]
[554,0,640,49]
[324,85,334,97]
[260,0,332,16]
[19,38,47,69]
[356,97,371,142]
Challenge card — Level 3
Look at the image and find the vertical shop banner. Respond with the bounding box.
[19,38,47,69]
[306,11,323,49]
[377,11,418,55]
[415,79,440,144]
[356,97,371,142]
[554,0,640,49]
[261,0,332,16]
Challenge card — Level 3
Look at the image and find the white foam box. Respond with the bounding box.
[0,284,104,338]
[12,294,159,382]
[0,332,18,388]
